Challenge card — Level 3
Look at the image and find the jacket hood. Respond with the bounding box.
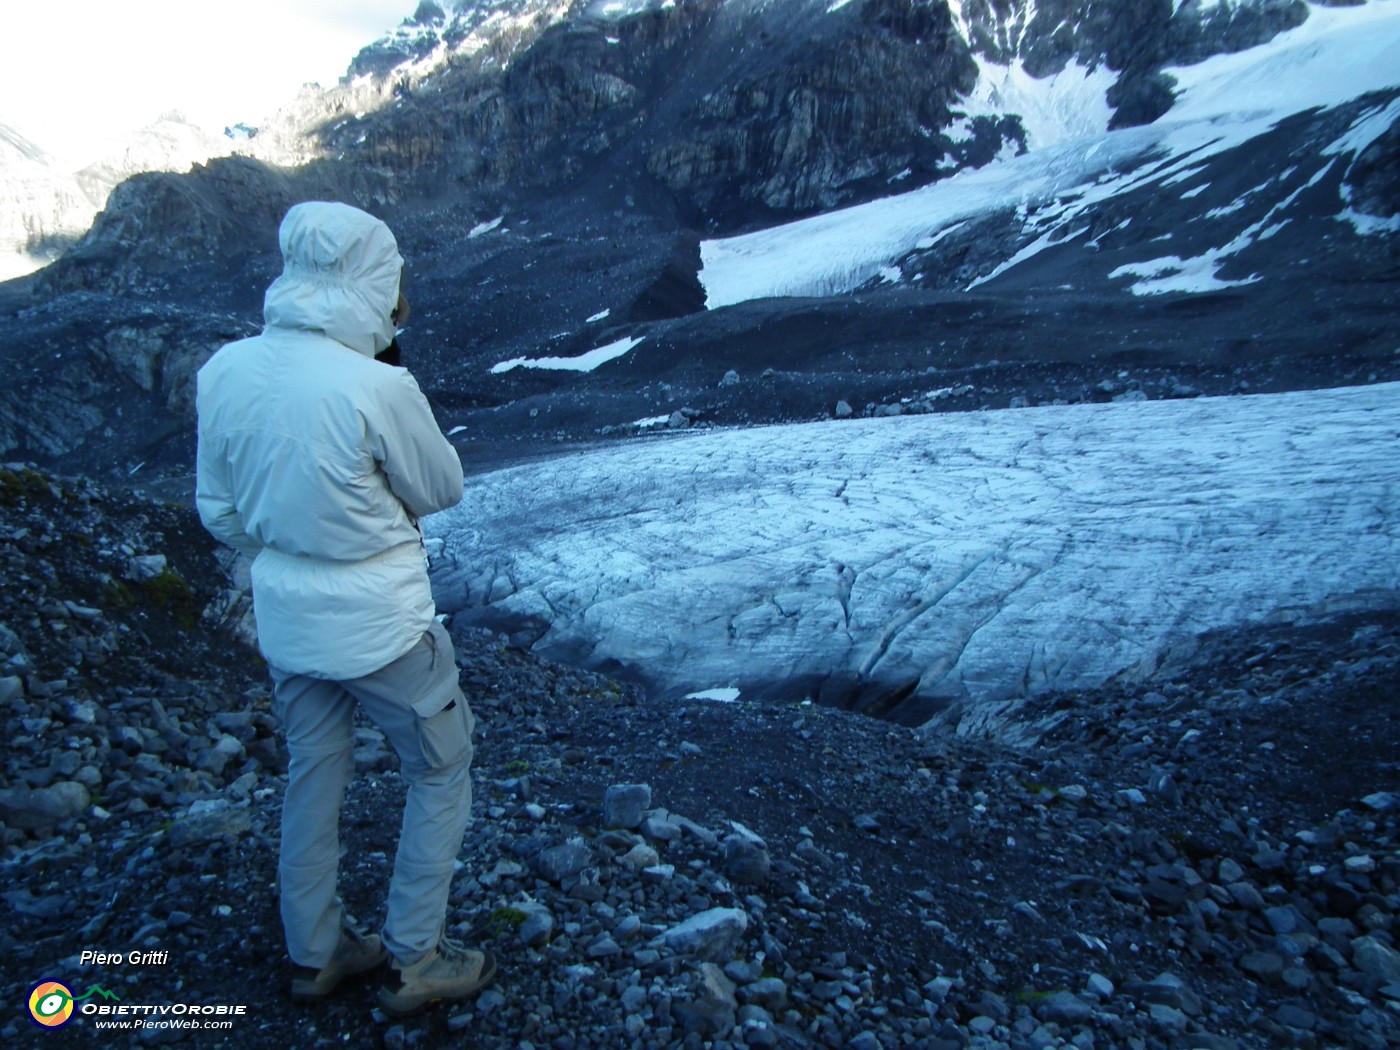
[262,202,403,358]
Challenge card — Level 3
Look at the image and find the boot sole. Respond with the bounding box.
[377,950,498,1016]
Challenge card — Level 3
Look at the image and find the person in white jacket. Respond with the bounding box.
[196,201,495,1015]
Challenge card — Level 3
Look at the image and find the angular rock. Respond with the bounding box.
[168,799,252,848]
[738,977,789,1013]
[640,812,682,842]
[125,553,169,582]
[1124,974,1201,1017]
[1353,936,1400,984]
[1086,973,1115,999]
[1227,881,1265,910]
[0,780,89,833]
[1275,1002,1317,1031]
[1265,904,1308,936]
[518,904,555,948]
[586,935,622,958]
[1149,1003,1189,1032]
[1238,951,1285,982]
[1038,990,1093,1025]
[535,838,593,883]
[723,833,771,886]
[603,783,652,830]
[698,962,738,1009]
[621,843,661,870]
[674,997,733,1038]
[660,907,748,963]
[1360,791,1399,813]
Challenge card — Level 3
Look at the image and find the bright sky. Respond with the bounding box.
[0,0,419,163]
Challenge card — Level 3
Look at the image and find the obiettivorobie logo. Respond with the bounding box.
[26,976,248,1032]
[28,981,121,1028]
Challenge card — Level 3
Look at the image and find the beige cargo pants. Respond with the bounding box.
[269,620,475,968]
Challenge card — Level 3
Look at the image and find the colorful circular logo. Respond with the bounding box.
[28,981,75,1028]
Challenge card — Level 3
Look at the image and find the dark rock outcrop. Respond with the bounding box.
[647,0,978,222]
[1346,118,1400,222]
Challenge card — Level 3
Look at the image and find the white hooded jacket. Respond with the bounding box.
[196,201,464,679]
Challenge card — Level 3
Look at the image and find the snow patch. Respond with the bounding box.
[686,688,741,703]
[1338,208,1400,236]
[958,58,1117,151]
[469,216,504,238]
[585,0,670,19]
[1162,165,1209,187]
[491,336,644,374]
[1109,252,1261,296]
[1205,199,1248,219]
[1323,96,1400,158]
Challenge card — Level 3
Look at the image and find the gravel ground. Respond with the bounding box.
[1,464,1398,1049]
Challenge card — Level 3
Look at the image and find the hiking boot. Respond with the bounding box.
[377,938,498,1016]
[290,925,388,1001]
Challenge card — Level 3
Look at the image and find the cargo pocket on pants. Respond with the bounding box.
[411,689,472,770]
[409,623,473,770]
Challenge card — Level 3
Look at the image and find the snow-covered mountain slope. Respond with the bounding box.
[700,0,1400,306]
[346,0,571,81]
[0,125,97,281]
[389,0,1399,472]
[428,382,1400,732]
[0,115,232,281]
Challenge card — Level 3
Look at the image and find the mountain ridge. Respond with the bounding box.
[0,0,1395,486]
[0,114,235,282]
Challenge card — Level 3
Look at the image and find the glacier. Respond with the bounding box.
[427,382,1400,732]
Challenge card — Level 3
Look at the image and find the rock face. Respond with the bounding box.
[643,0,981,221]
[14,0,1365,290]
[1347,117,1400,219]
[0,296,250,477]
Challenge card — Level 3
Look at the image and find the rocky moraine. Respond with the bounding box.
[0,463,1397,1050]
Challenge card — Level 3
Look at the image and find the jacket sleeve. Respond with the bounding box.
[195,428,264,558]
[368,369,465,519]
